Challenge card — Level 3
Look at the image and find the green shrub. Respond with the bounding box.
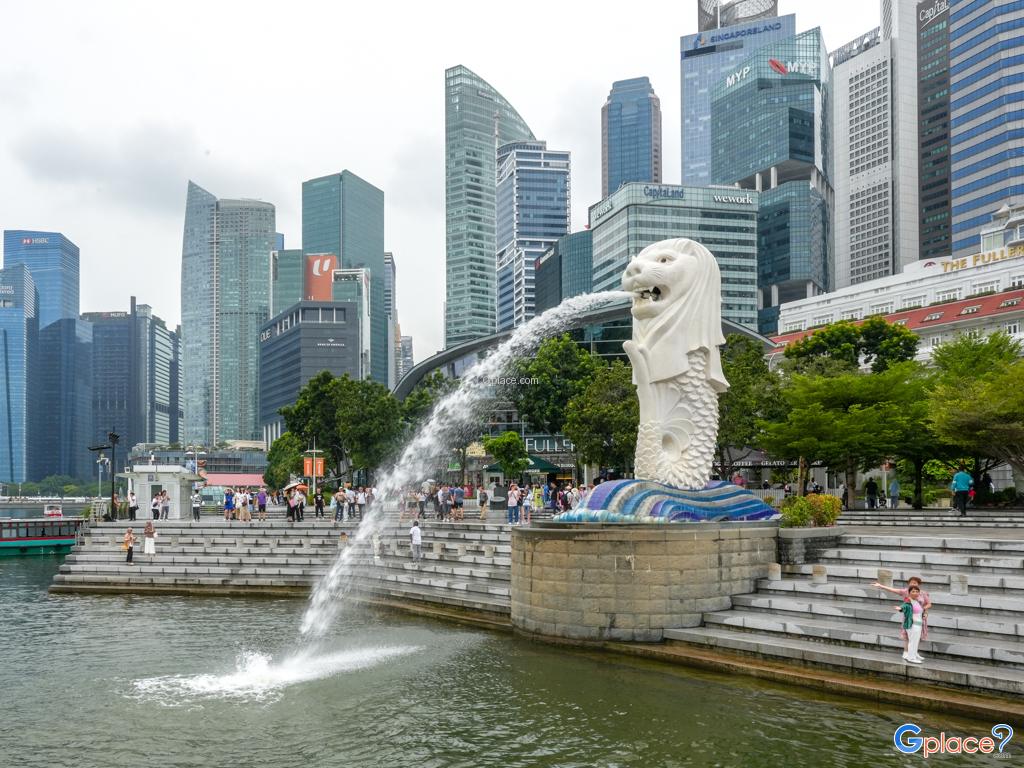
[806,493,842,526]
[779,493,841,527]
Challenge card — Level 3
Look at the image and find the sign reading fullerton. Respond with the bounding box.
[940,244,1024,273]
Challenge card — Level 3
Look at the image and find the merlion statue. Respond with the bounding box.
[554,238,775,523]
[622,238,728,489]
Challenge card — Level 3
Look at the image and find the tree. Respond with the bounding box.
[507,334,601,435]
[564,361,638,473]
[264,432,303,490]
[482,431,529,480]
[759,363,933,508]
[784,317,919,373]
[39,475,77,497]
[280,371,347,472]
[716,334,784,477]
[336,377,404,480]
[402,371,457,432]
[930,359,1024,493]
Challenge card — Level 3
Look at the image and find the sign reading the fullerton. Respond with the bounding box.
[642,185,685,200]
[940,245,1024,273]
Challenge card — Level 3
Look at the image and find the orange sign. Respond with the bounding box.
[305,253,338,300]
[303,457,325,477]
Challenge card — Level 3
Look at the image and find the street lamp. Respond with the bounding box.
[95,453,109,499]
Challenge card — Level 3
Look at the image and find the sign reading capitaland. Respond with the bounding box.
[919,0,948,27]
[642,185,685,200]
[938,245,1024,273]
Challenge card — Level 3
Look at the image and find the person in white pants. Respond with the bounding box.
[898,585,926,663]
[409,520,422,565]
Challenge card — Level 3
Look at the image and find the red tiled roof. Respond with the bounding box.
[771,288,1024,347]
[201,473,266,488]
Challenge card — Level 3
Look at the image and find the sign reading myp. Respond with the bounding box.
[642,185,685,200]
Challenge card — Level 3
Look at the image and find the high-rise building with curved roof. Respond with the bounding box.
[444,65,534,348]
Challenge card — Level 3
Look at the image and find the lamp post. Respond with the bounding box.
[96,453,109,500]
[304,439,324,500]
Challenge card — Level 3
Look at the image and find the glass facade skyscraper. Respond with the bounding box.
[495,141,571,332]
[445,65,536,347]
[710,28,833,334]
[302,170,387,385]
[2,230,79,330]
[34,318,93,481]
[180,181,275,446]
[271,249,304,316]
[602,77,662,197]
[949,0,1024,258]
[680,14,796,185]
[534,230,594,315]
[0,264,37,483]
[917,0,952,260]
[589,183,760,328]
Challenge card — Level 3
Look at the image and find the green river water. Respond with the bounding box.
[0,556,1007,768]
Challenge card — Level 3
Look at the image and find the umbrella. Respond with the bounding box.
[283,481,309,492]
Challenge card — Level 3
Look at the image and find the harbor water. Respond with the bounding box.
[0,557,999,768]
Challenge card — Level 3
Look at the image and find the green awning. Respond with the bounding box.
[484,454,562,473]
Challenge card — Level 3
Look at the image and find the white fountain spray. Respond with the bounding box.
[299,290,631,638]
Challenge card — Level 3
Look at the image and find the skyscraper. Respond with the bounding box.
[271,249,304,316]
[302,170,387,384]
[34,318,93,481]
[384,252,397,388]
[0,264,37,484]
[445,65,535,347]
[949,0,1024,258]
[84,297,182,454]
[917,0,952,260]
[602,77,663,197]
[399,335,414,381]
[534,230,594,316]
[180,181,275,446]
[698,0,780,31]
[680,13,795,186]
[2,230,79,329]
[710,28,834,334]
[495,141,571,332]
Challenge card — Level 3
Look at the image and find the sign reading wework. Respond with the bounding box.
[713,193,755,205]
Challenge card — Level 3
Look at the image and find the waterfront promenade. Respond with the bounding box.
[51,507,1024,723]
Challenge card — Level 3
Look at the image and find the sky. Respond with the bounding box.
[1,0,876,361]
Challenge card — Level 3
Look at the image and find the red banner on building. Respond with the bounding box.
[305,253,338,301]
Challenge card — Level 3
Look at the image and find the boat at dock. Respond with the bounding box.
[0,517,84,556]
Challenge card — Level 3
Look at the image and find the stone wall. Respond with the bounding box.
[777,527,842,565]
[511,522,778,642]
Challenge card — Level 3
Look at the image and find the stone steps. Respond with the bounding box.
[834,534,1024,554]
[817,548,1023,571]
[782,563,1024,595]
[664,626,1024,696]
[838,512,1024,528]
[701,609,1024,667]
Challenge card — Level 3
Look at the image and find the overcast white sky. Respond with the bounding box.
[1,0,876,360]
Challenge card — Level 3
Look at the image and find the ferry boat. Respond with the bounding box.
[0,517,84,556]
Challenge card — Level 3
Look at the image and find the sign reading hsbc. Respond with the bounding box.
[21,237,49,245]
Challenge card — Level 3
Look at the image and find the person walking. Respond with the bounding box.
[224,488,235,521]
[123,527,136,565]
[143,520,157,560]
[478,487,488,521]
[521,484,533,525]
[452,485,465,521]
[865,477,879,510]
[127,491,138,522]
[160,490,170,520]
[356,488,367,521]
[151,492,161,520]
[888,478,901,510]
[950,466,973,516]
[409,520,423,565]
[872,576,932,654]
[507,484,520,526]
[314,487,326,519]
[191,490,202,521]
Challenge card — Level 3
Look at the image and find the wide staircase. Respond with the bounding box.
[665,530,1024,696]
[838,506,1023,528]
[51,518,512,625]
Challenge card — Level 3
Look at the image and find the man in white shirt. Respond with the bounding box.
[409,520,422,564]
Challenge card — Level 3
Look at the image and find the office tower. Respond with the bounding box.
[84,297,182,454]
[681,14,795,185]
[710,28,833,335]
[34,318,93,481]
[180,181,275,446]
[698,0,779,31]
[259,299,362,446]
[399,336,414,381]
[589,184,759,328]
[445,65,536,347]
[495,141,570,332]
[384,252,397,388]
[2,230,79,329]
[0,264,37,483]
[917,0,952,260]
[332,269,373,379]
[602,78,663,197]
[302,170,387,384]
[272,249,304,315]
[949,0,1024,258]
[534,231,594,315]
[275,233,285,251]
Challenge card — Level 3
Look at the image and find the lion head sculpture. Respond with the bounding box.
[621,238,729,392]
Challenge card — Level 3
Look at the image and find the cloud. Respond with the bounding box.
[11,122,284,217]
[385,133,444,215]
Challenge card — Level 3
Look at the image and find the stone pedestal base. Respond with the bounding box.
[510,522,777,642]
